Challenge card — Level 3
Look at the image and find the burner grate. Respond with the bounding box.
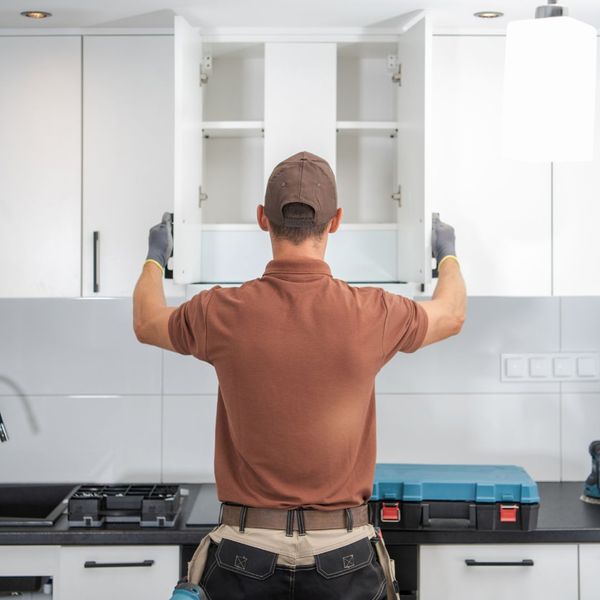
[68,484,182,528]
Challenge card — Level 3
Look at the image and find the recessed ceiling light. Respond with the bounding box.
[474,11,504,19]
[21,10,52,19]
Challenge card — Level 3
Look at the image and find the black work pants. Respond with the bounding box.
[199,536,388,600]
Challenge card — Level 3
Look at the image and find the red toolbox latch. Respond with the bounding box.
[499,504,519,523]
[380,502,401,522]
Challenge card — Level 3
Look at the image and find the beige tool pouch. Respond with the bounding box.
[188,528,217,586]
[373,532,401,600]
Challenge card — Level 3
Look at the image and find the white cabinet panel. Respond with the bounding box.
[431,35,551,296]
[0,37,81,297]
[173,16,204,285]
[58,546,179,600]
[553,46,600,296]
[580,544,600,600]
[420,545,577,600]
[396,14,432,286]
[0,396,161,483]
[264,43,337,179]
[83,35,181,297]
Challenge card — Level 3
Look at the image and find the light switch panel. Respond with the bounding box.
[502,353,599,382]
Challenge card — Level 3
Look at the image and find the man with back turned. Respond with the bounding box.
[133,151,466,600]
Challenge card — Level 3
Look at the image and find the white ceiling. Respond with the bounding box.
[1,0,600,31]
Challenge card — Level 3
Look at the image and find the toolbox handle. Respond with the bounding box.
[84,560,155,569]
[422,503,477,529]
[465,559,534,567]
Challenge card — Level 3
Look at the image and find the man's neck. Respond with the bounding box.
[270,240,326,262]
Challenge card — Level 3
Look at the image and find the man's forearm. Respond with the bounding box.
[432,258,467,321]
[133,262,175,349]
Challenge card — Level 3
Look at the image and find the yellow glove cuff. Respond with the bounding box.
[438,255,459,269]
[144,259,165,274]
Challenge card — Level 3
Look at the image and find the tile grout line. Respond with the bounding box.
[160,350,165,483]
[559,297,564,482]
[551,161,554,297]
[79,35,84,297]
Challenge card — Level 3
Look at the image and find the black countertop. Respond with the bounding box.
[1,482,600,546]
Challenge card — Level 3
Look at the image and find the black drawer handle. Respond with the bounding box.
[465,559,534,567]
[93,231,100,293]
[84,560,155,569]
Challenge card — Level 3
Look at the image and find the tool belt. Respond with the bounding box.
[219,503,369,534]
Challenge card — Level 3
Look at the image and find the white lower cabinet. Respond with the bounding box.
[419,544,578,600]
[57,546,179,600]
[579,544,600,600]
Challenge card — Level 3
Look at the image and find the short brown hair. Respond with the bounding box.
[269,203,329,245]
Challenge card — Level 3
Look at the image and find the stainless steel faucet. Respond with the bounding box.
[0,411,8,442]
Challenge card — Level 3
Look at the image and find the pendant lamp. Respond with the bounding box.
[502,1,598,162]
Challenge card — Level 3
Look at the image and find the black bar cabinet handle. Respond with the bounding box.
[93,231,99,293]
[84,560,155,569]
[465,559,534,567]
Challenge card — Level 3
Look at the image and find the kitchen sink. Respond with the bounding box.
[0,484,77,526]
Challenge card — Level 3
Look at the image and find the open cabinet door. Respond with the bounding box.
[173,16,203,284]
[396,12,432,286]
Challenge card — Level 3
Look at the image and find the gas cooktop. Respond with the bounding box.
[67,484,184,528]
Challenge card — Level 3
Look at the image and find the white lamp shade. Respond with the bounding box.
[502,16,598,162]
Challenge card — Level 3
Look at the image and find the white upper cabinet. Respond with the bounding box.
[430,35,552,296]
[83,35,181,297]
[0,37,81,298]
[173,13,433,287]
[553,45,600,296]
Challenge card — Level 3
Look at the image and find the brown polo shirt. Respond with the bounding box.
[168,258,428,510]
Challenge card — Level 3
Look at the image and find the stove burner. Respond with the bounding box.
[67,484,183,528]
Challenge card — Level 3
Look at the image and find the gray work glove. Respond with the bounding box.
[432,213,456,264]
[146,212,173,270]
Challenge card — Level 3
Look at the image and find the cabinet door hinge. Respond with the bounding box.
[387,55,401,86]
[391,186,402,206]
[200,55,212,86]
[199,186,208,205]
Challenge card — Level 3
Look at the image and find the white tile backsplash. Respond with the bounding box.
[376,394,561,481]
[0,296,596,484]
[0,298,161,396]
[561,393,600,481]
[0,395,162,482]
[162,395,217,483]
[377,297,560,395]
[561,297,600,392]
[163,354,219,395]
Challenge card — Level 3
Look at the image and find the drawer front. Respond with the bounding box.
[0,546,59,576]
[419,544,577,600]
[58,545,179,600]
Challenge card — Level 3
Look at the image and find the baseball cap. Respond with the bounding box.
[264,151,337,228]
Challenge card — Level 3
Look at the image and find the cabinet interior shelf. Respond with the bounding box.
[336,121,398,136]
[203,121,264,138]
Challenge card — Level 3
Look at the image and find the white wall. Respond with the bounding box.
[0,296,597,483]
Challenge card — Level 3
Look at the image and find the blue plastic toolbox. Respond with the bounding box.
[369,464,540,531]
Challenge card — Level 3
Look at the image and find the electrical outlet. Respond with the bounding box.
[501,353,599,382]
